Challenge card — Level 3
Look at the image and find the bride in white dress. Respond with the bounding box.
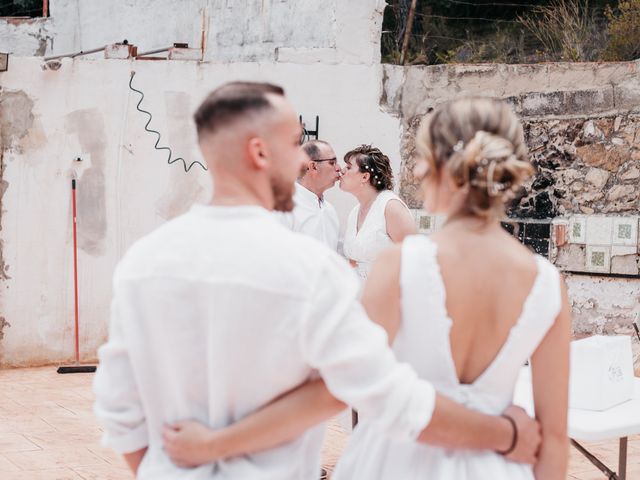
[340,145,416,281]
[161,98,570,480]
[332,98,570,480]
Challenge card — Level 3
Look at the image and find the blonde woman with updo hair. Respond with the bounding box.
[331,97,571,479]
[340,145,417,280]
[160,99,569,479]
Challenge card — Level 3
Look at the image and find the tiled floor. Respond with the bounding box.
[0,367,638,479]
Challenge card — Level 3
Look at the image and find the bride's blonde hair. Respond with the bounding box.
[416,98,534,218]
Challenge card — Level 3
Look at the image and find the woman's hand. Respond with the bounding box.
[163,420,218,468]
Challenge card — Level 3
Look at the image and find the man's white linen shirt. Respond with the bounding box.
[93,204,435,480]
[280,183,340,251]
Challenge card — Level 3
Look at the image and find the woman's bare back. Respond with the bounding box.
[431,224,539,385]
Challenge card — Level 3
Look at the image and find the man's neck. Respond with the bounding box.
[210,172,273,209]
[298,178,324,200]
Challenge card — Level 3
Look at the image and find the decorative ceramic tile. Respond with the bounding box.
[585,216,613,245]
[612,217,638,247]
[419,214,432,230]
[414,210,435,234]
[568,216,586,244]
[611,245,637,257]
[611,254,640,275]
[585,245,611,273]
[524,238,550,257]
[554,244,586,271]
[552,220,569,247]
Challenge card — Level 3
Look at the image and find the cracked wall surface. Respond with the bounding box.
[1,0,384,64]
[0,57,399,366]
[390,60,640,369]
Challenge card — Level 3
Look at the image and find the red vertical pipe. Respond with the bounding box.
[72,179,80,363]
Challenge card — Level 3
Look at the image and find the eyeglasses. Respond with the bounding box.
[313,157,337,166]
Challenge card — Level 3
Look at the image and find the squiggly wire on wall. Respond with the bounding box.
[128,71,207,173]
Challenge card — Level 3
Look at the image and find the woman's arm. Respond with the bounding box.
[530,277,571,479]
[163,378,345,467]
[385,200,417,243]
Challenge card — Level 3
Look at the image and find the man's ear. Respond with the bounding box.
[247,137,269,170]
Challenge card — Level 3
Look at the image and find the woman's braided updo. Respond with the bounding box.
[343,144,394,192]
[416,97,534,217]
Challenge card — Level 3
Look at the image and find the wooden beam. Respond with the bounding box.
[400,0,417,65]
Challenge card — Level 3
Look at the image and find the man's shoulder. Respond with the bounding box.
[114,210,197,278]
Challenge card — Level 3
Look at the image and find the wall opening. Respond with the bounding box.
[0,0,48,18]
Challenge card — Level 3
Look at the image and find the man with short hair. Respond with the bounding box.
[280,139,341,250]
[94,81,540,479]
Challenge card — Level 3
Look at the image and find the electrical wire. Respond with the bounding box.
[443,0,543,8]
[414,12,521,23]
[128,71,207,173]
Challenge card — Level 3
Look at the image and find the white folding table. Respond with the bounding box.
[514,368,640,480]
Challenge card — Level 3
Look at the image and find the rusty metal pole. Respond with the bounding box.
[400,0,418,65]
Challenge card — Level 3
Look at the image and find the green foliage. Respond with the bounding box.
[435,27,529,65]
[604,0,640,60]
[517,0,605,62]
[381,0,620,65]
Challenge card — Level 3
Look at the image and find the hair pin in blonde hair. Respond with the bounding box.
[453,140,464,153]
[470,159,510,197]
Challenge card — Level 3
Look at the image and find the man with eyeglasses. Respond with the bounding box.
[280,139,342,250]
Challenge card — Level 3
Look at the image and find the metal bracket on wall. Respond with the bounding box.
[299,115,319,143]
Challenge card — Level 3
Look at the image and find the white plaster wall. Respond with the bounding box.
[566,274,640,334]
[0,56,400,366]
[0,0,385,64]
[566,274,640,373]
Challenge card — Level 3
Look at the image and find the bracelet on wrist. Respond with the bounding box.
[496,413,518,456]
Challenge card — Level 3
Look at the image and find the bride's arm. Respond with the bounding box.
[385,200,417,243]
[530,278,571,479]
[163,378,345,467]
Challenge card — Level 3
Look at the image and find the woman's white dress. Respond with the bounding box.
[343,190,409,281]
[333,235,563,480]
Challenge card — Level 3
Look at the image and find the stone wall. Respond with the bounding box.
[515,116,640,219]
[390,60,640,366]
[387,60,640,217]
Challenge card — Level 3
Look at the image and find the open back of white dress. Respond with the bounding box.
[334,234,563,479]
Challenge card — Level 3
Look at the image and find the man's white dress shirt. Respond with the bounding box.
[279,183,340,251]
[94,204,435,480]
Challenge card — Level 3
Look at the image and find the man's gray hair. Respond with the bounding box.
[302,140,330,161]
[300,140,331,178]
